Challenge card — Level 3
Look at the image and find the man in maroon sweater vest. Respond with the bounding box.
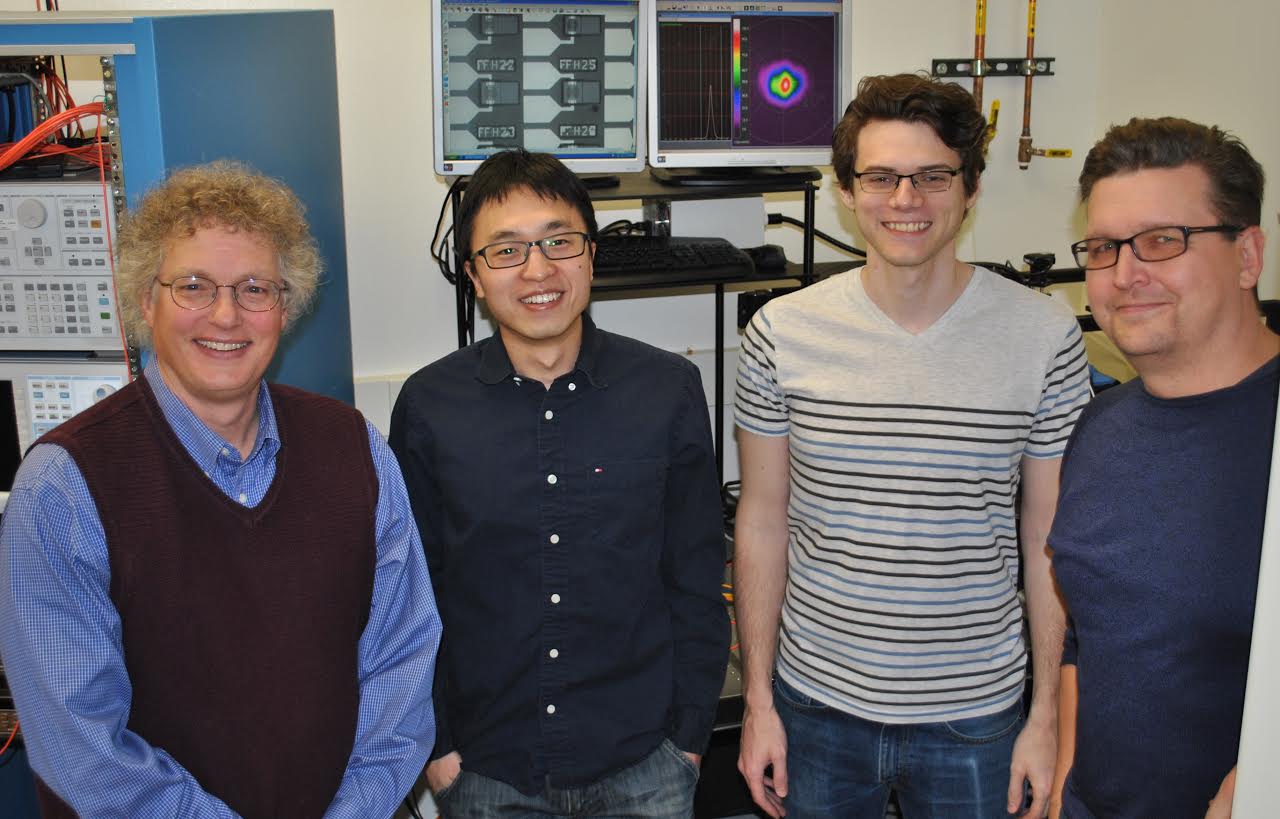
[0,163,442,818]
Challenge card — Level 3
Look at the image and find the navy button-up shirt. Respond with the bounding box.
[389,315,729,794]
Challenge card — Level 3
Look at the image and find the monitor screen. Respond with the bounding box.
[432,0,647,176]
[0,356,130,513]
[649,0,852,170]
[0,357,129,473]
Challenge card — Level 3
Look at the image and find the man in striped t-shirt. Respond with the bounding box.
[733,74,1091,819]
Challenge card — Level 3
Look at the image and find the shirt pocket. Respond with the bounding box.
[586,458,668,577]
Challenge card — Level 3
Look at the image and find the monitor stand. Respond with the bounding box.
[578,174,622,189]
[650,166,823,187]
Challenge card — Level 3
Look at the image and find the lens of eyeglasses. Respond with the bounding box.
[481,232,588,269]
[1130,228,1190,261]
[232,279,285,311]
[1072,239,1115,269]
[167,275,284,311]
[909,171,958,193]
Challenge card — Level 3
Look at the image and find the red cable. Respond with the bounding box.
[9,142,108,169]
[0,720,18,756]
[0,102,103,171]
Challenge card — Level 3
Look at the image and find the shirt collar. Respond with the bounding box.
[144,358,280,469]
[475,313,608,388]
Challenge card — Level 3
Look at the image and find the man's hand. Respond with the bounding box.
[1205,767,1236,819]
[426,751,463,796]
[684,751,702,768]
[738,702,788,818]
[1008,713,1056,817]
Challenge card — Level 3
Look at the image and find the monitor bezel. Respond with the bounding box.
[647,0,854,170]
[431,0,649,177]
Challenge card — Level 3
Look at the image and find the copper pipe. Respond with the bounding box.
[972,0,987,110]
[1017,0,1037,168]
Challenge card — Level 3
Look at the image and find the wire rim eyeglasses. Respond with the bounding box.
[156,275,288,312]
[1070,224,1243,270]
[471,231,592,269]
[850,167,965,194]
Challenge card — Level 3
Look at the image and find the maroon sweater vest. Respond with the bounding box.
[33,376,378,818]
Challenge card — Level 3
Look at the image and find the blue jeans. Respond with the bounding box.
[434,739,698,818]
[774,676,1024,819]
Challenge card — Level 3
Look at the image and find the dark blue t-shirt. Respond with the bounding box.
[1052,357,1279,819]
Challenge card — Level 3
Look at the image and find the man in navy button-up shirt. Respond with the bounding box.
[389,150,729,818]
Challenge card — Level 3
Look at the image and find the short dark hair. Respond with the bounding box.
[1079,117,1264,227]
[456,149,598,261]
[832,73,987,196]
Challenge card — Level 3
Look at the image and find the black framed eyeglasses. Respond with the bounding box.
[156,275,288,312]
[1070,224,1243,270]
[471,231,592,269]
[850,167,964,194]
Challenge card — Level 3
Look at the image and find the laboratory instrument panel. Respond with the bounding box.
[0,178,119,352]
[0,357,129,454]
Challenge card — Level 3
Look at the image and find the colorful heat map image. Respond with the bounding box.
[735,15,836,147]
[758,61,807,108]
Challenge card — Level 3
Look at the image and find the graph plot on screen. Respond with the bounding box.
[656,22,731,142]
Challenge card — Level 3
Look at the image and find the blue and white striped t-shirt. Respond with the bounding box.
[735,267,1091,723]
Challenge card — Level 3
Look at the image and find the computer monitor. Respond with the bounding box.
[431,0,647,177]
[648,0,853,182]
[0,355,129,512]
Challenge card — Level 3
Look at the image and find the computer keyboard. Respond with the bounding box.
[593,234,756,283]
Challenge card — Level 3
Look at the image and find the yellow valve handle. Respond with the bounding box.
[983,99,1000,152]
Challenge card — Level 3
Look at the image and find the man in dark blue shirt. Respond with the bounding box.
[389,150,729,818]
[1048,118,1278,819]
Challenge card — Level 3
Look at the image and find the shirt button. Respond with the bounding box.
[544,410,554,420]
[549,648,559,659]
[238,492,248,504]
[567,382,577,391]
[546,704,556,715]
[546,473,557,485]
[550,593,561,604]
[549,534,560,544]
[220,447,229,456]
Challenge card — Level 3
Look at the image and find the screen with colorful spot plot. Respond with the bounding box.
[649,0,851,171]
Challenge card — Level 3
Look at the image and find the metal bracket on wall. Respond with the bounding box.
[932,57,1055,79]
[99,56,126,220]
[99,55,140,377]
